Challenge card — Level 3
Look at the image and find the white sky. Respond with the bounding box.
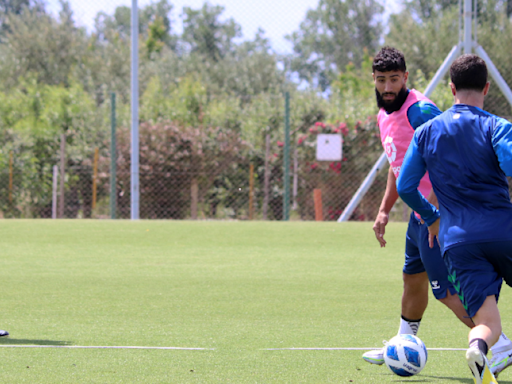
[46,0,402,53]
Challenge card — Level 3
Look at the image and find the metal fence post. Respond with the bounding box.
[8,151,13,203]
[92,147,99,210]
[283,92,290,221]
[110,92,117,219]
[249,164,254,220]
[59,133,66,218]
[52,165,58,219]
[263,132,270,220]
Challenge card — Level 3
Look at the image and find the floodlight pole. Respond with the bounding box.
[339,0,512,222]
[464,0,473,54]
[131,0,140,220]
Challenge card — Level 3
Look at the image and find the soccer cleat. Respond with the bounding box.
[466,346,498,384]
[0,330,8,337]
[490,348,512,377]
[362,341,387,365]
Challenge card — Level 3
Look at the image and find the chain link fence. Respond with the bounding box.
[0,0,511,220]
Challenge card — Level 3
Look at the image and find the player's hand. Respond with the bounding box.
[427,218,440,248]
[373,211,389,248]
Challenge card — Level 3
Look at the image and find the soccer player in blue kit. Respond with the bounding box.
[397,54,512,383]
[363,47,512,378]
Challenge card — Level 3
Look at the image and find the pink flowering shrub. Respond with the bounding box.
[290,116,385,220]
[113,121,248,219]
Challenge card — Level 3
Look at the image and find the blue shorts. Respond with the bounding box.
[404,213,456,300]
[444,241,512,318]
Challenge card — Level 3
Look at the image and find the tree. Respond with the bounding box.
[113,121,247,219]
[182,3,241,62]
[146,16,166,57]
[0,1,88,88]
[0,0,44,34]
[402,0,458,21]
[286,0,384,90]
[0,77,103,218]
[93,0,174,47]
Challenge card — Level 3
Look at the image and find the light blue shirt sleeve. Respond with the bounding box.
[492,118,512,177]
[396,133,440,226]
[407,101,442,130]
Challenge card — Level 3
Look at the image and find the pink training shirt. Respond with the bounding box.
[378,89,433,201]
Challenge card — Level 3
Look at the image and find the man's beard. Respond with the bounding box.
[375,87,409,113]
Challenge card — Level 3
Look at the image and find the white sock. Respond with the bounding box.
[398,316,421,336]
[490,332,512,354]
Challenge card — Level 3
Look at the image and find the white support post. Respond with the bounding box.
[131,0,140,220]
[475,45,512,107]
[424,43,461,98]
[337,152,387,222]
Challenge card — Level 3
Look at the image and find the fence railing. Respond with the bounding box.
[1,0,512,220]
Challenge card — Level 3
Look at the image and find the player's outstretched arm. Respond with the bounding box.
[373,166,399,248]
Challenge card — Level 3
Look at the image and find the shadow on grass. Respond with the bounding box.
[412,375,512,383]
[0,338,72,346]
[385,376,469,383]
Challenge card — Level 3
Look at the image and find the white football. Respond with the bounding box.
[384,334,428,376]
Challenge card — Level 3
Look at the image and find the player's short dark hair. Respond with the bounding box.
[372,46,406,73]
[450,54,488,91]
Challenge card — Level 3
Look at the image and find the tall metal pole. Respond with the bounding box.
[110,92,117,219]
[283,92,290,221]
[464,0,473,54]
[131,0,140,219]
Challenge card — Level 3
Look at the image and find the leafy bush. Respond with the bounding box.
[113,121,248,219]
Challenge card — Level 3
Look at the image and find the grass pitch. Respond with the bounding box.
[0,220,511,383]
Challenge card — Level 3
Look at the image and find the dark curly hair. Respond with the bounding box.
[372,46,406,73]
[450,54,488,91]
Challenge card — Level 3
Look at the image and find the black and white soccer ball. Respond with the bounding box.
[384,334,428,377]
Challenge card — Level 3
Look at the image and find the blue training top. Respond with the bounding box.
[397,104,512,253]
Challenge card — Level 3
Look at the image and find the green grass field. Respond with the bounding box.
[0,220,511,383]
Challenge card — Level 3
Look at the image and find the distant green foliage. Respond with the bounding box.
[410,69,454,112]
[286,0,384,90]
[1,0,510,218]
[113,121,248,219]
[329,50,377,124]
[182,3,241,62]
[386,0,512,118]
[0,78,102,217]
